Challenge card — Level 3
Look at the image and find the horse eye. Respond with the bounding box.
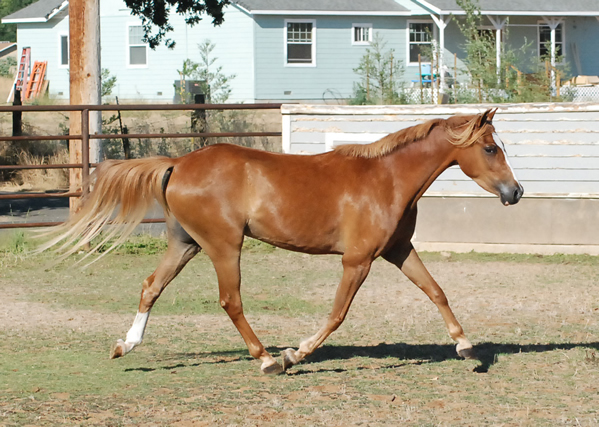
[484,145,497,155]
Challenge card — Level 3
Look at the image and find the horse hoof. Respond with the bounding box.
[110,339,125,359]
[282,348,299,371]
[261,361,285,375]
[457,346,476,360]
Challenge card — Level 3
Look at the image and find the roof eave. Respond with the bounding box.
[1,17,48,23]
[1,0,68,24]
[250,10,411,16]
[0,43,17,54]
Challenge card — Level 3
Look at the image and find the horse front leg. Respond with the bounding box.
[210,250,285,375]
[383,244,474,359]
[282,255,372,371]
[110,239,200,359]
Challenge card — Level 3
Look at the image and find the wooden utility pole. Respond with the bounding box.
[68,0,102,211]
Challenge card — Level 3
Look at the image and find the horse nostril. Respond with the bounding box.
[513,186,523,203]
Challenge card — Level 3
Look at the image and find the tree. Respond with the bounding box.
[351,34,406,105]
[0,0,37,41]
[454,0,501,102]
[124,0,230,49]
[180,39,235,103]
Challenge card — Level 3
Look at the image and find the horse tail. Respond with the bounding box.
[38,157,178,262]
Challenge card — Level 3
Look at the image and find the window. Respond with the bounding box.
[408,21,434,64]
[477,26,502,43]
[285,20,315,66]
[352,23,372,45]
[59,35,68,66]
[128,25,147,66]
[538,22,564,61]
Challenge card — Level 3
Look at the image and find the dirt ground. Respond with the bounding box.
[1,248,598,426]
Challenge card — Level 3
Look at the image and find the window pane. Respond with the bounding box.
[354,26,370,42]
[354,27,362,41]
[410,23,432,42]
[130,46,147,65]
[287,23,312,43]
[539,23,563,57]
[409,23,432,62]
[61,35,68,65]
[288,44,311,63]
[129,26,144,44]
[410,44,430,63]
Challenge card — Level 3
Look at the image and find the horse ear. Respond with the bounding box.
[477,108,496,127]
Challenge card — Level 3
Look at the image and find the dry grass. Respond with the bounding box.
[0,148,69,191]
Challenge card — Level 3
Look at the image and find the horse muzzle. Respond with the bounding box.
[499,183,524,206]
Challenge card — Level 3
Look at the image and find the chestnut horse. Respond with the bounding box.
[42,108,522,374]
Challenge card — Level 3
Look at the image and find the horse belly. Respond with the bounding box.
[245,200,342,254]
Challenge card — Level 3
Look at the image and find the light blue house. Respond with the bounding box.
[2,0,599,103]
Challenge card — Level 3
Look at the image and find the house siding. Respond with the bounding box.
[16,2,255,102]
[253,15,408,102]
[15,11,70,98]
[98,3,255,103]
[9,1,599,103]
[565,16,599,77]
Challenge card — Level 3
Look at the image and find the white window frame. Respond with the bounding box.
[58,33,69,68]
[352,23,373,45]
[537,20,565,64]
[127,23,148,68]
[407,20,436,66]
[284,19,316,67]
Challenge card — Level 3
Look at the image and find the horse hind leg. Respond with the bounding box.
[110,221,200,359]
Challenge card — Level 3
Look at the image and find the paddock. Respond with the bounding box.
[1,240,597,425]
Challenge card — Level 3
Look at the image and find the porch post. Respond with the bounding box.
[487,16,507,83]
[542,17,563,90]
[430,14,451,94]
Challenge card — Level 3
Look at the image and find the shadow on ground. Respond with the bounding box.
[0,195,68,217]
[124,341,599,374]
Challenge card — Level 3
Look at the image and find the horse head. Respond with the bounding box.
[449,108,524,206]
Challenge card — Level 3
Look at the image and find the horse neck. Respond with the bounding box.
[387,128,457,207]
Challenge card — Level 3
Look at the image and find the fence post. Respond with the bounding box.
[12,87,22,137]
[191,94,207,148]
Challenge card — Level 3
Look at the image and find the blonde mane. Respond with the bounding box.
[334,114,490,158]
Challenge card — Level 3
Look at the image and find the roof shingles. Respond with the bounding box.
[234,0,409,13]
[2,0,66,22]
[417,0,599,13]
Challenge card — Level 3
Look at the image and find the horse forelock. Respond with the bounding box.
[333,118,444,159]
